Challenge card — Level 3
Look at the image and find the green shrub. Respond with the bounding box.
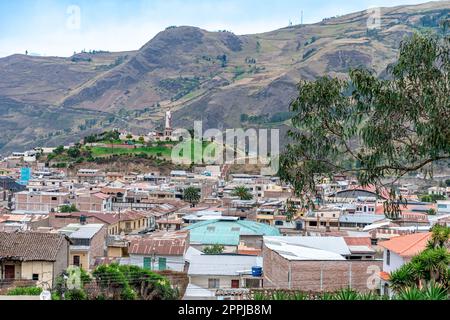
[64,288,87,300]
[7,286,43,296]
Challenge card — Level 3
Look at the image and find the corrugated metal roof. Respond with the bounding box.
[59,223,104,239]
[187,252,262,276]
[264,236,351,256]
[129,231,189,256]
[264,239,345,261]
[339,214,385,224]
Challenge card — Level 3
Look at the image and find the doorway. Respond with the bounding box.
[4,265,15,279]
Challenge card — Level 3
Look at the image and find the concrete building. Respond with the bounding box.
[437,200,450,214]
[378,232,432,297]
[262,236,382,292]
[14,191,69,213]
[128,230,189,272]
[75,192,112,212]
[58,223,106,271]
[184,247,263,300]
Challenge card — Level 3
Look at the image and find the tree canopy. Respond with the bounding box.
[203,244,225,254]
[232,186,253,200]
[183,186,201,207]
[280,31,449,214]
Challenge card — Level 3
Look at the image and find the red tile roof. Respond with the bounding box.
[0,231,69,261]
[378,232,431,257]
[343,236,372,246]
[380,271,390,281]
[129,231,189,256]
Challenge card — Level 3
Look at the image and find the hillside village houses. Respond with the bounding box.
[0,133,450,299]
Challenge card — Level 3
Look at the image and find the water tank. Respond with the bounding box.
[252,266,262,277]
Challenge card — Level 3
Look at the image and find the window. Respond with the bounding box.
[275,220,283,226]
[51,197,57,201]
[231,280,240,288]
[71,238,90,246]
[73,255,80,266]
[386,250,391,266]
[245,278,261,288]
[208,278,220,289]
[158,257,167,271]
[32,274,39,281]
[143,257,152,270]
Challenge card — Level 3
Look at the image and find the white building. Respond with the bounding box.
[437,200,450,214]
[378,232,431,297]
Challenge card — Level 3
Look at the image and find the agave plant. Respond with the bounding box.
[356,291,381,300]
[332,288,359,300]
[290,292,308,300]
[252,292,267,300]
[422,282,448,300]
[395,286,425,300]
[270,291,290,300]
[319,292,335,300]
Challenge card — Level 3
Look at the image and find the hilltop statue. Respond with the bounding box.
[164,110,173,137]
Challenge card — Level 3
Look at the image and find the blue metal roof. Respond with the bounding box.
[184,219,280,246]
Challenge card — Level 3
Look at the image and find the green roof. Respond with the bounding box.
[183,219,280,246]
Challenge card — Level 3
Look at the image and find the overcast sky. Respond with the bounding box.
[0,0,435,57]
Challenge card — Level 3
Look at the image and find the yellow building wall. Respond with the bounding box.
[21,261,54,288]
[69,251,89,271]
[108,219,148,235]
[107,247,123,258]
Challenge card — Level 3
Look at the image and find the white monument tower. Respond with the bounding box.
[164,110,173,137]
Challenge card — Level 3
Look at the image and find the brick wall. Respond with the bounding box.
[88,225,107,267]
[263,245,382,292]
[48,213,108,229]
[15,193,68,212]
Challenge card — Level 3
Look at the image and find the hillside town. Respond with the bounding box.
[0,0,449,307]
[1,120,449,300]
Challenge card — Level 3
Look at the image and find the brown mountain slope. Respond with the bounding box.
[0,1,448,154]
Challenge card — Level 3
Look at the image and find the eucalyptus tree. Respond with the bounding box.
[280,31,449,218]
